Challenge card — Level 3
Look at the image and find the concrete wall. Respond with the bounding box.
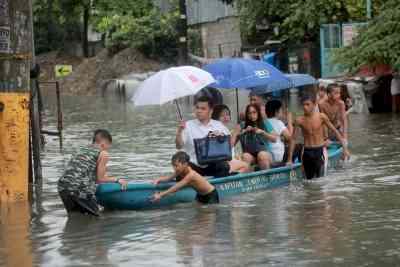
[186,0,236,25]
[199,16,241,58]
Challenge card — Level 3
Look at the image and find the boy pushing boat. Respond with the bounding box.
[152,151,219,204]
[287,94,350,180]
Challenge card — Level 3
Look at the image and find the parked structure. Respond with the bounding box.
[186,0,241,58]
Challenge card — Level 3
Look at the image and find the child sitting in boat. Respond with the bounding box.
[152,151,219,204]
[265,100,292,165]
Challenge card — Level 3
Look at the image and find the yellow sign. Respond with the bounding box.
[0,93,30,203]
[55,64,72,78]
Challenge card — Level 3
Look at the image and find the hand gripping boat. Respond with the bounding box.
[96,144,343,210]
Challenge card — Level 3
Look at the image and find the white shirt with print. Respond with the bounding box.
[181,119,230,166]
[266,118,287,162]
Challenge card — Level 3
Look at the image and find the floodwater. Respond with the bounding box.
[1,91,400,267]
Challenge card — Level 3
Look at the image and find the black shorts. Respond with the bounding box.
[59,190,100,216]
[196,188,220,204]
[302,146,325,180]
[189,161,230,178]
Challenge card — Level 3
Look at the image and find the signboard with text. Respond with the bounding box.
[0,26,10,54]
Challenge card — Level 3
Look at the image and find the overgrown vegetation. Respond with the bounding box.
[333,0,400,72]
[33,0,180,60]
[220,0,384,45]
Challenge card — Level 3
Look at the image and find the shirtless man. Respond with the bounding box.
[318,83,348,142]
[287,94,350,180]
[152,151,219,204]
[317,84,328,107]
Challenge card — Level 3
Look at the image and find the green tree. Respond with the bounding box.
[33,0,91,55]
[33,0,180,60]
[333,0,400,72]
[94,0,179,58]
[220,0,384,45]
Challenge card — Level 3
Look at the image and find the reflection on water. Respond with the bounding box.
[0,202,33,267]
[0,93,400,266]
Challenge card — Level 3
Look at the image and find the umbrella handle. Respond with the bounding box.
[174,100,183,121]
[236,88,240,123]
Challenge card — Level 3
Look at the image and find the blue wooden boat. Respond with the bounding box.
[96,144,343,210]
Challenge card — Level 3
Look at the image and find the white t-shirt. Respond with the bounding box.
[266,118,287,162]
[181,119,230,166]
[391,76,400,96]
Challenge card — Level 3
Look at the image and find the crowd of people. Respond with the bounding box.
[57,83,351,216]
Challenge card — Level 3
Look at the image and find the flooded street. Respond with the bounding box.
[1,93,400,267]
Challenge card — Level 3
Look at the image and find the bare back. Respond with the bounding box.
[186,169,215,195]
[319,100,344,129]
[296,112,326,147]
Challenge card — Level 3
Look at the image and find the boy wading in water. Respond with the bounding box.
[58,129,128,216]
[318,83,348,143]
[152,152,219,204]
[287,95,350,180]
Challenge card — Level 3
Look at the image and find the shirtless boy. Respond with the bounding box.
[318,83,348,142]
[287,94,350,180]
[152,151,219,204]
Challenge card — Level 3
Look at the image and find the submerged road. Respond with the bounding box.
[1,93,400,267]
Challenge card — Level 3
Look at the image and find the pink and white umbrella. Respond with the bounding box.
[131,66,215,119]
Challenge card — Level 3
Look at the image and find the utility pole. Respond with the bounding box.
[178,0,188,65]
[0,0,33,202]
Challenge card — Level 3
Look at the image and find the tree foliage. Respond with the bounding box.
[94,0,180,58]
[333,0,400,72]
[33,0,86,53]
[220,0,384,45]
[33,0,180,59]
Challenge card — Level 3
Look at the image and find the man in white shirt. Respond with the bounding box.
[176,96,231,177]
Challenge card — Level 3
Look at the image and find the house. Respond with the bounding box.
[186,0,241,58]
[156,0,242,59]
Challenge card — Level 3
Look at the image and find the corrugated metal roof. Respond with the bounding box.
[186,0,237,25]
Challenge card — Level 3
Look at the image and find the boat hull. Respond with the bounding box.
[96,145,343,210]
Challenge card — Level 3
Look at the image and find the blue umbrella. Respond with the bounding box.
[203,58,291,90]
[251,73,317,94]
[285,73,317,87]
[203,58,291,121]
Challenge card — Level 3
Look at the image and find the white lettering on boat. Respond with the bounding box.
[217,170,299,193]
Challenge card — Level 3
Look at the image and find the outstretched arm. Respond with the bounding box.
[256,128,278,142]
[152,175,192,202]
[321,113,350,159]
[339,101,348,140]
[96,151,128,189]
[285,111,294,136]
[152,172,177,185]
[96,151,115,182]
